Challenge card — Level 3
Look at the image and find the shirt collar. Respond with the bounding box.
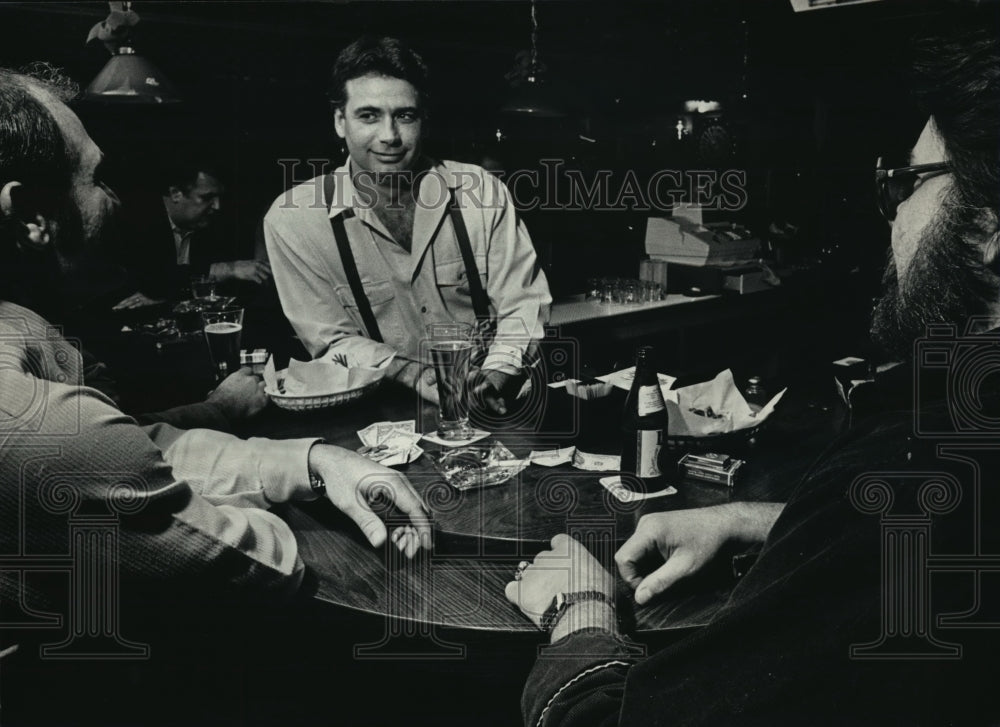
[164,201,192,238]
[326,158,458,221]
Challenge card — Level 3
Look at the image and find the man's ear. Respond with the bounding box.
[0,181,53,251]
[333,107,346,139]
[0,181,22,218]
[166,185,184,202]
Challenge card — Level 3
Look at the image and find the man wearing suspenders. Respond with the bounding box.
[264,36,552,415]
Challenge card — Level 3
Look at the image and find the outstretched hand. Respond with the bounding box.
[308,445,433,558]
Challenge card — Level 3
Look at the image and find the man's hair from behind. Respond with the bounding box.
[912,11,1000,218]
[327,36,429,111]
[0,64,79,214]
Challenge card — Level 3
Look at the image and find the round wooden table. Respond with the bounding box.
[250,380,837,635]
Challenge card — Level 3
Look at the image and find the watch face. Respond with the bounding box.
[540,593,566,631]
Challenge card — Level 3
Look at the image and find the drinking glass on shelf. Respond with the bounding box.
[190,275,217,301]
[202,308,244,381]
[427,322,475,440]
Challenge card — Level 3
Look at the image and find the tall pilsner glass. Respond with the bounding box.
[427,322,475,440]
[202,308,244,381]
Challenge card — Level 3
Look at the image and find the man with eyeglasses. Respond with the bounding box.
[507,13,1000,726]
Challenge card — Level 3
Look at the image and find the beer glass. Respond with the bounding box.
[202,308,244,380]
[427,322,474,440]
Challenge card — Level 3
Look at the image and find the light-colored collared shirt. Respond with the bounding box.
[263,160,552,373]
[0,301,316,608]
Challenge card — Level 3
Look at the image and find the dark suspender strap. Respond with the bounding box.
[324,172,383,343]
[448,189,490,322]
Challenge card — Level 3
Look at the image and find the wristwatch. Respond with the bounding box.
[539,590,615,633]
[309,471,327,498]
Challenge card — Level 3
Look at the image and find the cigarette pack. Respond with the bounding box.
[678,452,743,487]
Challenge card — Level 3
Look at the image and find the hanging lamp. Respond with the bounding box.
[501,0,565,118]
[83,1,180,104]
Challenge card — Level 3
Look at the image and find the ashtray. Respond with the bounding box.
[431,442,527,491]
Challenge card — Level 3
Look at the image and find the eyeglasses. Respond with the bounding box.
[875,156,950,221]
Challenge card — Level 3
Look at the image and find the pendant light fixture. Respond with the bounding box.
[501,0,565,118]
[83,1,180,104]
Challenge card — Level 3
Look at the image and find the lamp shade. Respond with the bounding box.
[83,47,180,104]
[501,76,565,118]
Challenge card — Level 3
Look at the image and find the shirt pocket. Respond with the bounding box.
[334,280,397,336]
[434,258,487,305]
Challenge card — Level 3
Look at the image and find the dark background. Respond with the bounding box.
[0,0,945,302]
[0,4,982,725]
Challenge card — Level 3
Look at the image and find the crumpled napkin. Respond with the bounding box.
[665,369,785,437]
[263,349,393,396]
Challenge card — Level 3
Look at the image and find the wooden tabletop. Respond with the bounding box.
[250,379,840,633]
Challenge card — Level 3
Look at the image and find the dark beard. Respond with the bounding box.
[870,200,999,361]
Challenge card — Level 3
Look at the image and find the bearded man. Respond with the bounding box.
[507,13,1000,726]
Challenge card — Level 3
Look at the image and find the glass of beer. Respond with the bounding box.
[427,322,474,440]
[202,308,244,381]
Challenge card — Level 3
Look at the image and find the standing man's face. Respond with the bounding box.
[35,88,120,249]
[334,73,423,177]
[166,172,222,230]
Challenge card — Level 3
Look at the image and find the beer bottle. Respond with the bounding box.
[620,346,668,484]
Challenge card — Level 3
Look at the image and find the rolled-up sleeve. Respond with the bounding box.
[263,198,396,364]
[480,173,552,374]
[1,367,304,601]
[143,423,320,509]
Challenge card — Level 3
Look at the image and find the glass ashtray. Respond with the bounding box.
[431,442,527,491]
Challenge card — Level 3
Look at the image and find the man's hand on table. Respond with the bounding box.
[206,367,268,421]
[615,503,785,605]
[388,359,439,406]
[209,259,272,285]
[469,367,522,416]
[112,291,165,310]
[307,444,432,559]
[505,534,616,642]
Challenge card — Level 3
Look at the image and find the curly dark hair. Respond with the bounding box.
[911,11,1000,217]
[327,36,429,111]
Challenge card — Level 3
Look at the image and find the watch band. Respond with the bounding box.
[540,590,615,633]
[309,472,327,498]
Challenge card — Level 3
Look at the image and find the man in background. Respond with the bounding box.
[113,158,271,309]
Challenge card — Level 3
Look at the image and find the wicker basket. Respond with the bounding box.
[665,421,766,454]
[266,379,381,411]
